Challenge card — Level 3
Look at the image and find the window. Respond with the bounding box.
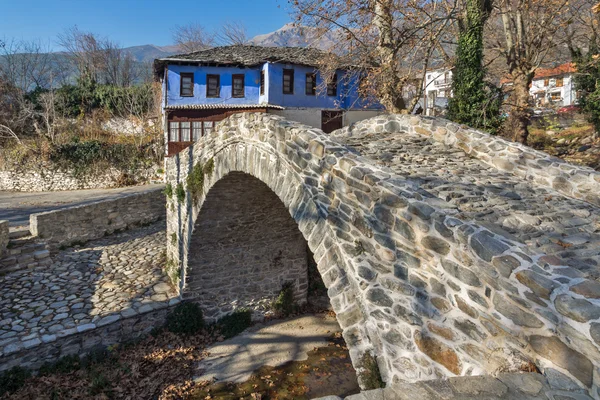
[305,73,316,95]
[192,122,202,141]
[169,121,180,142]
[327,74,338,96]
[180,122,191,141]
[556,77,564,87]
[544,79,550,87]
[283,69,294,94]
[550,92,561,101]
[180,73,194,97]
[260,70,265,96]
[169,120,217,142]
[207,74,220,97]
[232,74,245,98]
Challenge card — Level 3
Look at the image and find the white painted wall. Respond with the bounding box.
[529,74,576,107]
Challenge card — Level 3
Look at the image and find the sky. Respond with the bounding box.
[1,0,293,50]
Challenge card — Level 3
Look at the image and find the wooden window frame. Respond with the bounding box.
[556,77,564,87]
[180,73,194,97]
[283,69,294,94]
[169,121,180,142]
[232,74,245,98]
[544,78,550,87]
[327,74,338,97]
[260,70,265,96]
[206,74,220,98]
[305,73,316,95]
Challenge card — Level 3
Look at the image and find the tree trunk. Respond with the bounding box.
[372,0,406,113]
[506,72,532,144]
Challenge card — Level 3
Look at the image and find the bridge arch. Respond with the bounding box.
[165,113,600,394]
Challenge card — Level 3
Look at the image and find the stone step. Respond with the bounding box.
[8,227,31,240]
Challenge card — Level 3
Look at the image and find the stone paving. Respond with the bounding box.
[337,132,600,279]
[0,222,176,357]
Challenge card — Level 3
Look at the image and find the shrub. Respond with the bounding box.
[170,232,177,245]
[175,183,186,204]
[0,366,30,396]
[359,351,384,390]
[204,158,215,176]
[272,282,296,316]
[163,182,173,198]
[216,309,252,339]
[165,302,204,335]
[186,162,205,202]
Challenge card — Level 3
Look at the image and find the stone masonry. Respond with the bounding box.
[185,172,309,321]
[30,187,165,248]
[0,220,8,257]
[165,113,600,397]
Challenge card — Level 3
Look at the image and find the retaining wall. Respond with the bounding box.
[30,188,165,247]
[0,165,162,192]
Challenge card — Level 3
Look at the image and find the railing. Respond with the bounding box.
[434,79,452,87]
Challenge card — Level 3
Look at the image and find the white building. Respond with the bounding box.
[423,68,453,116]
[529,63,577,108]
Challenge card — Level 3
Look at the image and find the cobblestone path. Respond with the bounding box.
[0,222,175,353]
[338,132,600,279]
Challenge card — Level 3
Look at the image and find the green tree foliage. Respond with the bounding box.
[572,44,600,133]
[448,0,502,131]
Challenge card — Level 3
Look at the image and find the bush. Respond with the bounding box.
[0,366,30,396]
[216,309,252,339]
[165,302,204,335]
[163,183,173,198]
[175,183,186,204]
[272,282,296,316]
[186,162,205,202]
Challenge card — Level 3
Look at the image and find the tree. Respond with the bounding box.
[490,0,571,144]
[448,0,502,131]
[172,23,214,53]
[215,21,249,45]
[566,0,600,134]
[290,0,456,113]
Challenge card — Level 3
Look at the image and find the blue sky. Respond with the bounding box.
[1,0,292,50]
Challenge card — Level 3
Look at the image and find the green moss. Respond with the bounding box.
[170,232,177,246]
[204,158,215,176]
[359,352,384,390]
[216,309,252,339]
[272,282,297,316]
[163,182,173,198]
[186,162,205,203]
[165,302,204,335]
[175,182,185,204]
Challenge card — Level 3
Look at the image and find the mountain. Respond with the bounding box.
[249,23,337,50]
[122,44,182,63]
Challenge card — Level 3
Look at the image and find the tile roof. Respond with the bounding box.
[156,45,335,68]
[534,63,576,79]
[164,103,285,110]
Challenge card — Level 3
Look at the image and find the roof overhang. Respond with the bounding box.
[164,103,285,111]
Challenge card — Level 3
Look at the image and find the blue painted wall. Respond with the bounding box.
[165,62,382,110]
[166,65,262,106]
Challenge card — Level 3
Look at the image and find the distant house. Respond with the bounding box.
[423,68,453,116]
[154,45,383,156]
[529,63,577,108]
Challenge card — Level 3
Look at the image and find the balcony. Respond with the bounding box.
[434,79,452,87]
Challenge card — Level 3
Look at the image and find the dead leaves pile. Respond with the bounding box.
[3,329,219,400]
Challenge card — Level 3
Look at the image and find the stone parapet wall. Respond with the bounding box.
[0,303,174,373]
[0,220,8,257]
[312,373,594,400]
[333,114,600,206]
[30,188,165,248]
[0,165,162,192]
[166,113,600,397]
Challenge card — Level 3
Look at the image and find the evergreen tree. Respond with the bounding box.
[448,0,501,131]
[571,29,600,134]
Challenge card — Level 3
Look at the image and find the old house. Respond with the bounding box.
[154,45,383,156]
[529,63,578,108]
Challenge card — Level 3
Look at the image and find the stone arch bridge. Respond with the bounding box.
[165,113,600,396]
